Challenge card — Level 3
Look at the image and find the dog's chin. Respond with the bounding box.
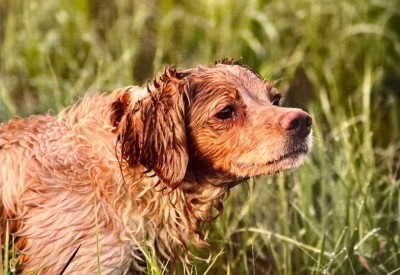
[232,149,309,178]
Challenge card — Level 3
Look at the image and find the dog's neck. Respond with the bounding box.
[112,164,229,266]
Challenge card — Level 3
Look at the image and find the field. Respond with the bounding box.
[1,0,400,274]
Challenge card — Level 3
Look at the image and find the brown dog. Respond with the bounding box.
[0,59,312,273]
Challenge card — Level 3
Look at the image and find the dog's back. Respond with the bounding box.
[0,96,136,273]
[1,115,58,219]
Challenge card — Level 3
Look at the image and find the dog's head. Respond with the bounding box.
[111,60,312,188]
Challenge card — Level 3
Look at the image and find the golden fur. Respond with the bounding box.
[0,60,312,274]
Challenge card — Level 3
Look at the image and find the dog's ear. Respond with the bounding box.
[110,87,135,132]
[113,68,190,189]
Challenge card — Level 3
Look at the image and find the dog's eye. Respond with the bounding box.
[216,105,235,120]
[271,95,281,106]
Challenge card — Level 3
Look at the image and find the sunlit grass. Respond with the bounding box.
[1,0,399,274]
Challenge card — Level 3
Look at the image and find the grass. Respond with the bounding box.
[1,0,400,274]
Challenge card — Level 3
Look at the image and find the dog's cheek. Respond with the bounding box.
[190,127,241,172]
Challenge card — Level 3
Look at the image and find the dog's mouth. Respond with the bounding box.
[234,145,310,175]
[264,148,309,165]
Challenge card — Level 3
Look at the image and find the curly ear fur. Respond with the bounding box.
[112,68,189,188]
[110,87,135,133]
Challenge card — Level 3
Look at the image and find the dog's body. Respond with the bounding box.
[0,60,312,274]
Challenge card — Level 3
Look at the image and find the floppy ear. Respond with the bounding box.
[110,86,135,132]
[111,68,189,189]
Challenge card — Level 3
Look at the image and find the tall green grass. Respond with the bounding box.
[1,0,400,274]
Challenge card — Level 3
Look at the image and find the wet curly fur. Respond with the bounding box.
[0,60,312,274]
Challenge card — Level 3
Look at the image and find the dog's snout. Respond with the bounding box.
[280,110,312,136]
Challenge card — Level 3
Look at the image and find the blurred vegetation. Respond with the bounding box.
[1,0,400,274]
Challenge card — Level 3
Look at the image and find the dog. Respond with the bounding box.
[0,59,312,274]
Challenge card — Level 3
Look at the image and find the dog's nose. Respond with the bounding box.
[280,110,312,137]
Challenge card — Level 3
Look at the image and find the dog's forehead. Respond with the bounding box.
[191,64,266,87]
[214,64,275,97]
[213,64,261,78]
[187,64,276,105]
